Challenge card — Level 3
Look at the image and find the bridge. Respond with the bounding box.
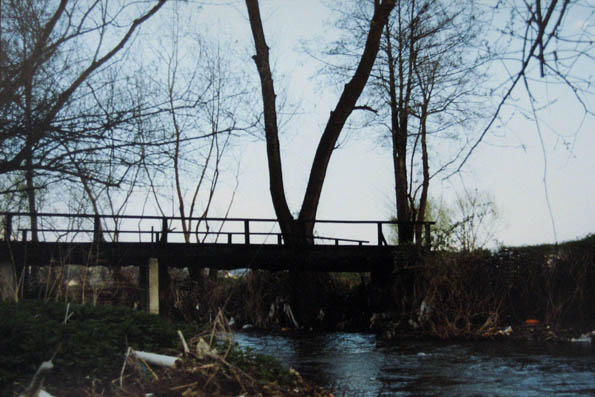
[0,212,433,312]
[1,212,433,272]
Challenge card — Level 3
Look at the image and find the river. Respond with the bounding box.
[235,332,595,396]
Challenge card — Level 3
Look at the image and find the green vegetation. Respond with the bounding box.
[389,191,501,250]
[0,301,326,396]
[0,301,198,394]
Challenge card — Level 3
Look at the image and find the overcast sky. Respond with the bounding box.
[156,0,594,247]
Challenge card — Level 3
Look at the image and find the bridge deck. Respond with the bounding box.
[1,241,397,273]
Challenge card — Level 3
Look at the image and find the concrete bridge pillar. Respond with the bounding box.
[139,257,159,314]
[0,261,16,301]
[1,215,16,301]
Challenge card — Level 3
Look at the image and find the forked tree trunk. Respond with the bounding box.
[246,0,396,244]
[245,0,395,324]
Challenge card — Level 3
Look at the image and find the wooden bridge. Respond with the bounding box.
[0,212,433,273]
[1,212,432,313]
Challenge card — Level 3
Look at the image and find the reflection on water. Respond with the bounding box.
[235,332,595,396]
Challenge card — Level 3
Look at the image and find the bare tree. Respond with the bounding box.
[138,5,251,285]
[459,0,594,170]
[245,0,395,245]
[456,1,594,242]
[323,0,489,244]
[0,0,167,239]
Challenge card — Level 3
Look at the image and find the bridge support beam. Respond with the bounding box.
[139,257,159,314]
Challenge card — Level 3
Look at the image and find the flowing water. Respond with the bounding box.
[235,332,595,396]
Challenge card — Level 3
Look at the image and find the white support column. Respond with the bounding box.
[139,258,159,314]
[0,261,16,301]
[148,258,159,314]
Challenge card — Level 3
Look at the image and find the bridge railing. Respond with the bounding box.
[1,213,434,248]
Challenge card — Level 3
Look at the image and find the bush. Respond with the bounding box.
[408,235,595,338]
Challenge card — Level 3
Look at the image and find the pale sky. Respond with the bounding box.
[148,1,594,247]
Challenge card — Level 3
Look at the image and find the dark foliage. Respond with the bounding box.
[405,235,595,338]
[0,301,199,395]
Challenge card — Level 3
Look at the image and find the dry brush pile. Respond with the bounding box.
[400,235,595,339]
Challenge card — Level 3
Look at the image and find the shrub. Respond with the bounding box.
[409,235,595,338]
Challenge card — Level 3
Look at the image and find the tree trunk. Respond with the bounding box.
[24,62,39,296]
[298,0,396,227]
[246,0,395,243]
[245,0,295,240]
[384,23,413,244]
[415,106,430,244]
[25,147,38,243]
[245,0,395,325]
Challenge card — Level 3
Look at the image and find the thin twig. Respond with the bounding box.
[137,356,159,381]
[119,347,132,389]
[177,330,190,355]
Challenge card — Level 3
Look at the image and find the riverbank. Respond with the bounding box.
[0,301,332,396]
[3,235,593,394]
[368,234,595,342]
[170,234,594,343]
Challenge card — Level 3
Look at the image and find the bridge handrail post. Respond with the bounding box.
[244,220,250,245]
[4,214,12,242]
[377,222,387,246]
[93,214,102,243]
[161,217,168,244]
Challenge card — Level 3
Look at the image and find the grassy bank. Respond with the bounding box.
[0,301,330,396]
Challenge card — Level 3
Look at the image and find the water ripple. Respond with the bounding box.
[235,332,595,396]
